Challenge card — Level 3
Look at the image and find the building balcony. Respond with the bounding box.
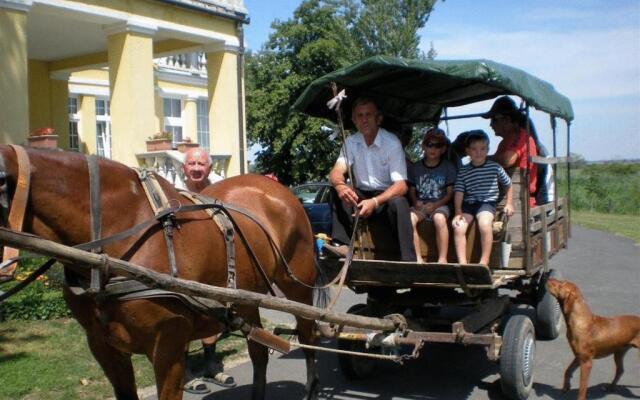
[155,53,207,74]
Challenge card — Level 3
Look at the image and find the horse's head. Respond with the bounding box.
[0,145,20,229]
[0,145,99,244]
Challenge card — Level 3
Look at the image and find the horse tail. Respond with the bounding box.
[312,258,331,309]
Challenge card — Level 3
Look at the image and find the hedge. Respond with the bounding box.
[0,256,70,321]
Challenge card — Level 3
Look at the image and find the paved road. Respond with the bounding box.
[146,225,639,400]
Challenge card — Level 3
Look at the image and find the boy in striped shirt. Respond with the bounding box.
[452,131,514,265]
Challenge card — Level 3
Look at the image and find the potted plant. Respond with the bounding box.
[176,136,199,153]
[27,127,59,149]
[146,131,173,151]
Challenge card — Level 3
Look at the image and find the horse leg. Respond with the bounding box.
[64,290,139,400]
[239,306,269,400]
[86,333,139,400]
[296,315,319,400]
[148,316,194,400]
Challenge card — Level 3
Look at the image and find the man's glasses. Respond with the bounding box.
[425,142,445,149]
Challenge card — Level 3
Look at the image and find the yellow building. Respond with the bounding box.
[0,0,248,177]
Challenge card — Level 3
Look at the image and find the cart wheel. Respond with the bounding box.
[536,269,563,339]
[337,304,377,380]
[500,315,535,400]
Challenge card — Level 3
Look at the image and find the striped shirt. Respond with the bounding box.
[454,160,511,203]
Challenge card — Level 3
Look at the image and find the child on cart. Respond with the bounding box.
[408,128,457,263]
[452,131,514,265]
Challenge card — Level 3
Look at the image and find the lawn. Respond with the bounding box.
[0,318,248,400]
[572,210,640,245]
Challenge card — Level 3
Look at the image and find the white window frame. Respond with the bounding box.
[95,97,112,158]
[163,97,183,145]
[68,96,80,152]
[196,98,209,151]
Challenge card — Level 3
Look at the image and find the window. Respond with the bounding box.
[68,97,80,151]
[95,98,111,158]
[196,99,209,151]
[163,97,183,144]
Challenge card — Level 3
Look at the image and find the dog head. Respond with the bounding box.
[547,278,582,316]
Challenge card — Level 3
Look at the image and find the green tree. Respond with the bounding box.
[246,0,439,185]
[355,0,438,59]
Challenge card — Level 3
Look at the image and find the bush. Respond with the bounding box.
[557,162,640,215]
[0,255,70,321]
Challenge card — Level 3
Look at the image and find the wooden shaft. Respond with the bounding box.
[0,228,397,331]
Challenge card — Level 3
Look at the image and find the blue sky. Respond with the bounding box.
[242,0,640,161]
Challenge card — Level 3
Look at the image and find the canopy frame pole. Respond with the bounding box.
[566,121,572,238]
[550,116,559,226]
[523,102,532,273]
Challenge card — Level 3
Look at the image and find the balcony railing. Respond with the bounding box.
[136,150,231,188]
[155,53,207,73]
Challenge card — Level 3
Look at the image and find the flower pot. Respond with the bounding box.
[176,142,199,153]
[27,135,59,149]
[146,139,173,151]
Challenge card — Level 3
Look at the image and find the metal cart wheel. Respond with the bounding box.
[536,269,563,339]
[500,315,536,400]
[337,304,377,380]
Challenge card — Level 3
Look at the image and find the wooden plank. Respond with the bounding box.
[530,221,542,232]
[0,228,398,332]
[348,259,494,286]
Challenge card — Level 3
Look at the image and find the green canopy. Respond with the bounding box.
[292,55,574,124]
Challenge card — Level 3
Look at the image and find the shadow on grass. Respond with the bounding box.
[0,351,28,363]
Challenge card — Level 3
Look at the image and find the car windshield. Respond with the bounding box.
[293,185,324,204]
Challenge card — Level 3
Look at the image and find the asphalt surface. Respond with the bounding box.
[144,225,639,400]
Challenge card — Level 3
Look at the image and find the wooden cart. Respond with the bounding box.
[293,56,576,400]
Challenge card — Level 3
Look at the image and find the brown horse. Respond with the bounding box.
[0,145,321,400]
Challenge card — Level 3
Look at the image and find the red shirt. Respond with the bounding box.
[495,128,538,205]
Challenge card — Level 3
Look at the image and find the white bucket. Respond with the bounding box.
[500,241,512,268]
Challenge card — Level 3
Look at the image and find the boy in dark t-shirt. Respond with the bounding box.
[408,128,456,263]
[452,131,513,265]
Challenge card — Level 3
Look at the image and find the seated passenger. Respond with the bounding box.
[452,131,514,265]
[483,96,538,206]
[408,128,456,263]
[328,97,416,261]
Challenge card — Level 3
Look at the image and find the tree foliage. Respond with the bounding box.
[246,0,439,185]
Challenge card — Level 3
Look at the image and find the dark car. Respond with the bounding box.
[291,182,332,235]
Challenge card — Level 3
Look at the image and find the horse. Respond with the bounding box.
[0,145,321,400]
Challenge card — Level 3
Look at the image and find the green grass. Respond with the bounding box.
[572,210,640,245]
[0,318,248,400]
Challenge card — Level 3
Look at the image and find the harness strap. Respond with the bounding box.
[136,169,179,277]
[179,191,237,291]
[86,154,104,293]
[0,145,31,280]
[191,193,282,297]
[87,155,102,244]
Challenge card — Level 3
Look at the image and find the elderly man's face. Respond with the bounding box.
[183,149,212,182]
[352,101,382,138]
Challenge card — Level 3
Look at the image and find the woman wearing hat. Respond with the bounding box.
[484,96,538,206]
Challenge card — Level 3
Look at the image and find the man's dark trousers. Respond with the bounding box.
[330,187,416,262]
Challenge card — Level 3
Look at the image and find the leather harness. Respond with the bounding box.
[0,147,304,315]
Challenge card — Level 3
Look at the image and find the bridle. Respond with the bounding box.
[0,145,31,276]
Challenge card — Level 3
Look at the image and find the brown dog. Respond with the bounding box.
[547,278,640,399]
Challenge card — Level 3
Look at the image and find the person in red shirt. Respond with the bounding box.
[483,96,538,207]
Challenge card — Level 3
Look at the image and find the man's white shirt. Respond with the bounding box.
[336,127,407,191]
